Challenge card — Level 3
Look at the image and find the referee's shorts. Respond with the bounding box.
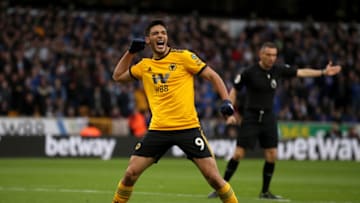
[236,109,278,149]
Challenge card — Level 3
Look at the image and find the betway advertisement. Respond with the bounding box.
[278,137,360,161]
[170,138,360,161]
[0,135,359,161]
[45,136,116,160]
[0,136,136,159]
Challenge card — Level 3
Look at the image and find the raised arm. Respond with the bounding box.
[112,51,135,83]
[297,61,342,77]
[112,39,145,83]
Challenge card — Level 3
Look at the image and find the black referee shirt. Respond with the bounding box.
[233,63,297,110]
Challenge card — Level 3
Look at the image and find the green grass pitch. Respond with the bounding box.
[0,158,359,203]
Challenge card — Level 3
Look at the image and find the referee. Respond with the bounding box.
[208,42,342,199]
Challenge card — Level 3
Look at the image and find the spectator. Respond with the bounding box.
[324,122,342,139]
[128,109,147,139]
[0,6,358,125]
[80,122,102,137]
[347,126,360,139]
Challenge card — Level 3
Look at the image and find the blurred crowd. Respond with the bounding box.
[0,6,359,125]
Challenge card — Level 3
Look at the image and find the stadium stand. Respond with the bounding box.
[0,5,359,129]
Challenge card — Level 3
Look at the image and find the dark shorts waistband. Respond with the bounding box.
[148,127,199,133]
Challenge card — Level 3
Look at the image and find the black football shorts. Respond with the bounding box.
[132,127,213,162]
[237,110,278,149]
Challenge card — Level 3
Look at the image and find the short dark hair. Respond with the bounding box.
[145,20,167,36]
[261,42,278,50]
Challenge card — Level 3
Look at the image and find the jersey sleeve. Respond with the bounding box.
[129,60,145,80]
[233,68,247,91]
[182,50,207,74]
[277,64,297,78]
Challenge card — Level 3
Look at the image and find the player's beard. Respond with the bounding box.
[152,44,169,58]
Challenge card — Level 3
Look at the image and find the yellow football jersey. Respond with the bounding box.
[130,49,207,130]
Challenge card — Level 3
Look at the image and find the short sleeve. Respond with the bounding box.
[182,50,207,74]
[233,68,247,91]
[129,60,145,80]
[277,64,297,78]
